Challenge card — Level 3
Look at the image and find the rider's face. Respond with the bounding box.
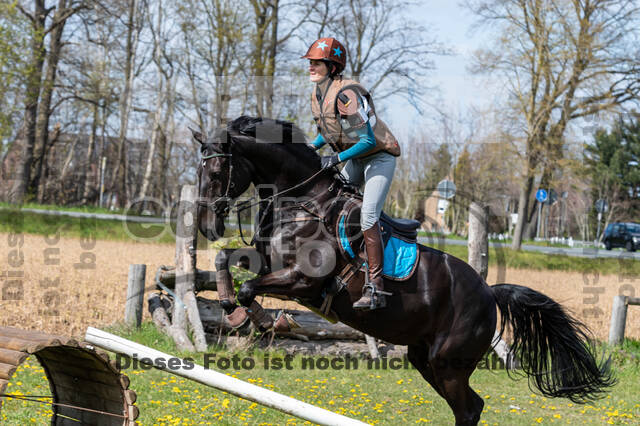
[309,60,329,83]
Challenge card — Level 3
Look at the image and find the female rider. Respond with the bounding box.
[302,37,401,310]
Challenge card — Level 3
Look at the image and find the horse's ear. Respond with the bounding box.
[190,127,204,144]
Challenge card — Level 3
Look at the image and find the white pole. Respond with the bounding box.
[536,202,542,239]
[99,156,106,208]
[85,327,367,426]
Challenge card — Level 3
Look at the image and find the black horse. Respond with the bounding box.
[195,116,614,425]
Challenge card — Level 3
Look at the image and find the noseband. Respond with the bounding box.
[198,152,234,217]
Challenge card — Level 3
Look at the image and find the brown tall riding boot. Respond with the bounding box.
[353,221,387,310]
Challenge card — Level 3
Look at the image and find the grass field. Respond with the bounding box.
[2,324,639,425]
[1,213,640,424]
[0,201,132,215]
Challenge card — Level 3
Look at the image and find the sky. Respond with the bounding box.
[384,0,495,137]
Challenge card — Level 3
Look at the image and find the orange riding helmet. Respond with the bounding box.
[301,37,346,75]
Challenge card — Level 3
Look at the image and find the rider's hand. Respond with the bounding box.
[321,154,341,169]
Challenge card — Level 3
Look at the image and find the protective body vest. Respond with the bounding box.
[311,76,401,159]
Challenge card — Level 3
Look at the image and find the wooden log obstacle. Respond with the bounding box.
[150,268,366,341]
[0,326,137,425]
[608,295,640,345]
[85,327,367,426]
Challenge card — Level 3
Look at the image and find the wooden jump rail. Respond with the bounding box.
[608,296,640,345]
[0,326,138,425]
[85,327,366,426]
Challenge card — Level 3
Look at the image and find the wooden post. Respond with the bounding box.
[172,185,207,352]
[468,202,517,368]
[491,332,518,369]
[365,335,380,359]
[468,202,489,280]
[124,264,146,327]
[608,295,628,345]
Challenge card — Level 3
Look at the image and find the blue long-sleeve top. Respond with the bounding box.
[311,122,376,161]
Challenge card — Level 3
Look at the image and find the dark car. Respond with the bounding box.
[603,222,640,252]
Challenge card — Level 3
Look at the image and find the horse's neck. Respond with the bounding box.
[246,146,331,198]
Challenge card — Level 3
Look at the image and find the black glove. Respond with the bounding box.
[321,154,341,169]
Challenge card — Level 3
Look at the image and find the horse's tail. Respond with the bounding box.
[491,283,616,403]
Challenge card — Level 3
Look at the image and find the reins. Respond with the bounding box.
[199,145,341,246]
[233,167,335,246]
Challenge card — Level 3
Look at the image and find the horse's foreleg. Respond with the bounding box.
[215,250,238,314]
[237,266,305,307]
[214,249,251,328]
[215,248,269,328]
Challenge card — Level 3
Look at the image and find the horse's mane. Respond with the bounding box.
[227,115,319,163]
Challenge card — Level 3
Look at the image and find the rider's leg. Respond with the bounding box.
[340,158,365,186]
[352,152,396,310]
[353,221,386,309]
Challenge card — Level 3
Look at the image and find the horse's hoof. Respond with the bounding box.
[273,313,291,333]
[236,286,253,307]
[273,312,300,333]
[220,299,237,315]
[225,307,249,329]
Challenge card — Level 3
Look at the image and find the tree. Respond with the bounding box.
[584,116,640,238]
[177,0,246,129]
[138,0,176,205]
[4,0,86,204]
[33,0,87,202]
[0,2,28,152]
[7,0,48,203]
[466,0,640,249]
[249,0,311,117]
[386,133,435,219]
[110,0,145,208]
[306,0,445,107]
[448,147,472,235]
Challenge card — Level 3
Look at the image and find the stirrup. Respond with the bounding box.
[369,283,392,309]
[354,283,391,310]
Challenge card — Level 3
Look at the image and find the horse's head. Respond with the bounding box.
[193,127,251,241]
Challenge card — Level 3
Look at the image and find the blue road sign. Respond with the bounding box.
[536,189,548,203]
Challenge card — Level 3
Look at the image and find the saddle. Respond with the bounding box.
[335,197,421,282]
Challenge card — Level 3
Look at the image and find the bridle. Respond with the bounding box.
[197,143,345,246]
[197,151,234,217]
